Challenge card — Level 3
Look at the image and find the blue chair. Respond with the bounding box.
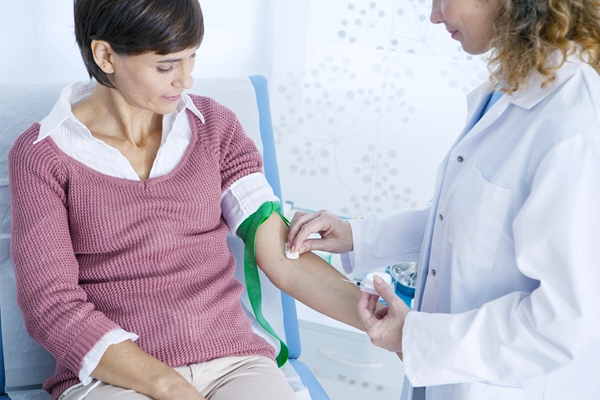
[0,76,328,399]
[0,317,4,400]
[249,76,329,399]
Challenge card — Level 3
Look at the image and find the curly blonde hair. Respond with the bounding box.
[489,0,600,93]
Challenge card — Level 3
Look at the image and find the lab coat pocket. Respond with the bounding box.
[448,166,512,269]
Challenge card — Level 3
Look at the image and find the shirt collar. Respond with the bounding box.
[466,44,587,113]
[179,92,205,123]
[35,81,94,144]
[508,46,587,110]
[35,81,205,144]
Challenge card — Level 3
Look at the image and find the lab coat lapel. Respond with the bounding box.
[455,52,585,150]
[412,81,496,312]
[463,84,494,137]
[456,83,510,147]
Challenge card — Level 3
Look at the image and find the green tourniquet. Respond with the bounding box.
[237,201,290,367]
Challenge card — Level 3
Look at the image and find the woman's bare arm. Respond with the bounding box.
[255,213,366,331]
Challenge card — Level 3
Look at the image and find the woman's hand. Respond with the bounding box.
[92,340,206,400]
[287,210,353,255]
[357,275,411,357]
[160,379,206,400]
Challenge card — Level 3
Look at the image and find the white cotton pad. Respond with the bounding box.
[360,272,394,295]
[285,243,299,260]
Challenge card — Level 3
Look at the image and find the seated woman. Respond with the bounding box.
[8,1,363,399]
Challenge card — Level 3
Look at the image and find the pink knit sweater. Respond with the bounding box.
[8,95,275,399]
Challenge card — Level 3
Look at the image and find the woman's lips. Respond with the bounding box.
[162,94,181,102]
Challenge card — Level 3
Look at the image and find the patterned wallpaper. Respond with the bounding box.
[0,0,488,219]
[270,0,488,218]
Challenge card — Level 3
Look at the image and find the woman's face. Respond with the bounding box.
[109,46,198,115]
[430,0,502,55]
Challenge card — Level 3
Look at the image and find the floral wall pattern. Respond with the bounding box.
[270,0,488,218]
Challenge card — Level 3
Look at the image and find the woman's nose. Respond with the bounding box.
[174,65,194,90]
[430,0,444,24]
[178,72,194,90]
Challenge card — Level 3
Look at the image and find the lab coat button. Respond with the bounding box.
[431,269,437,276]
[457,156,464,162]
[438,214,444,221]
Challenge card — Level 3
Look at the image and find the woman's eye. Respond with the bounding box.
[157,66,174,74]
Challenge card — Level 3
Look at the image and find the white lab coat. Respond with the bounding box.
[345,50,600,399]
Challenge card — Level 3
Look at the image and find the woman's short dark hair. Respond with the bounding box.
[74,0,204,88]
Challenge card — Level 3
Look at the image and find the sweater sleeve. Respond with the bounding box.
[9,128,121,376]
[216,105,264,191]
[190,96,274,230]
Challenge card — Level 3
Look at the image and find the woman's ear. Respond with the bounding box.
[91,40,116,75]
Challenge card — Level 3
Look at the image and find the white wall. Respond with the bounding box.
[0,0,273,83]
[0,0,486,217]
[0,0,88,83]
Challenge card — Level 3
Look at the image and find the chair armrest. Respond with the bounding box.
[0,311,5,397]
[288,359,330,400]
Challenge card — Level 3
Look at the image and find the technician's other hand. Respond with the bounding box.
[287,210,353,255]
[358,275,411,356]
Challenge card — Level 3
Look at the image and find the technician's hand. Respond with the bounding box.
[287,210,353,255]
[358,275,411,356]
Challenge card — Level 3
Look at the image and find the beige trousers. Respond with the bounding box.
[60,355,297,400]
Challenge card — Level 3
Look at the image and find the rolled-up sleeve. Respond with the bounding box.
[221,172,279,234]
[342,207,430,276]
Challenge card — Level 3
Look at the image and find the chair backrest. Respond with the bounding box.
[0,76,302,397]
[0,316,4,397]
[248,76,301,360]
[0,84,60,396]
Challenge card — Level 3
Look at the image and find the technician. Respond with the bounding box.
[287,0,600,398]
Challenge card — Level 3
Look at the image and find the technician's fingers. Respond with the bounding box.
[287,211,321,250]
[357,291,373,324]
[375,306,390,319]
[293,237,328,254]
[367,292,380,313]
[373,275,401,308]
[357,291,381,329]
[288,210,334,253]
[373,275,411,317]
[288,209,354,254]
[288,211,313,241]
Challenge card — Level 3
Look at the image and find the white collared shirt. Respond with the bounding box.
[36,81,206,180]
[40,81,278,390]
